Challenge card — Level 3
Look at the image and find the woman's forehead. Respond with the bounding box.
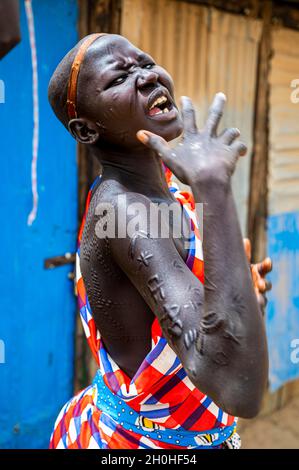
[86,35,149,68]
[80,34,155,86]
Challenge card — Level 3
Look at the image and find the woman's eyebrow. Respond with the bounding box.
[136,53,150,62]
[112,52,150,70]
[101,53,152,76]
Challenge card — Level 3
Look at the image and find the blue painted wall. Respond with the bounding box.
[0,0,78,448]
[267,211,299,392]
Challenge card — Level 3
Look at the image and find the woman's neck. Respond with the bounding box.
[91,144,173,201]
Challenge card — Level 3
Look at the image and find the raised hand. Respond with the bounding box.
[137,93,247,187]
[243,238,272,311]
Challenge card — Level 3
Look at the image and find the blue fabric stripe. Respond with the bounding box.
[93,370,235,449]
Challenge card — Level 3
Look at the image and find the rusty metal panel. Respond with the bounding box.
[269,27,299,216]
[121,0,262,232]
[266,27,299,392]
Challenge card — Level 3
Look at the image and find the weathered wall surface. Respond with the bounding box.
[121,0,262,232]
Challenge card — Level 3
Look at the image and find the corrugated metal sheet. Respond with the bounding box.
[121,0,262,232]
[267,26,299,392]
[269,27,299,215]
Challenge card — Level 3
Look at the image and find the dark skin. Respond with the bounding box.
[67,35,271,418]
[0,0,20,60]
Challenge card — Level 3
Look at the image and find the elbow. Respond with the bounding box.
[215,379,266,419]
[225,396,263,419]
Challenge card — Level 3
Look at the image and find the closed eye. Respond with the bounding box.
[106,63,155,88]
[143,63,155,69]
[108,74,128,88]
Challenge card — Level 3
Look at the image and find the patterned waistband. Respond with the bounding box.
[92,371,237,449]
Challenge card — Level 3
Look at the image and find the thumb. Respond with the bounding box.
[136,130,173,165]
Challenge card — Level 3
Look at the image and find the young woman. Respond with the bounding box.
[48,33,271,449]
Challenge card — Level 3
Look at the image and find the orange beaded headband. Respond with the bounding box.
[66,33,107,120]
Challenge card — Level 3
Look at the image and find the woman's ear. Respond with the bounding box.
[68,118,100,144]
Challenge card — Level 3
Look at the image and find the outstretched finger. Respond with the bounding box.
[204,92,226,136]
[243,238,252,263]
[137,130,173,166]
[219,127,240,145]
[257,257,272,277]
[181,96,198,136]
[258,279,272,292]
[231,141,247,157]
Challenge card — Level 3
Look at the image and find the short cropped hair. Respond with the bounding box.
[48,36,88,130]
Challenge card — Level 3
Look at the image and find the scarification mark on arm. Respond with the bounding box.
[128,230,150,260]
[147,274,166,303]
[184,328,198,349]
[200,311,224,334]
[136,250,153,269]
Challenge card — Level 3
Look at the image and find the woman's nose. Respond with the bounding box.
[137,70,159,89]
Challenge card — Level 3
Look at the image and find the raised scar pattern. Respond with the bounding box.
[222,329,242,345]
[200,311,224,334]
[172,259,185,272]
[128,230,150,260]
[187,286,203,307]
[196,331,205,355]
[212,351,229,366]
[183,299,197,312]
[160,304,183,338]
[147,274,165,303]
[160,304,180,323]
[184,328,198,349]
[195,312,224,355]
[167,318,183,337]
[137,250,153,269]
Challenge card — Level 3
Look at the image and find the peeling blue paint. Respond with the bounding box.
[266,211,299,392]
[0,0,78,448]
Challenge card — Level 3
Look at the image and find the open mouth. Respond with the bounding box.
[148,95,173,116]
[146,88,177,121]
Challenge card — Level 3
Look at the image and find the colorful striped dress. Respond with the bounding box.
[49,171,241,449]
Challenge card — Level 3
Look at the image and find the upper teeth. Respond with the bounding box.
[150,95,167,110]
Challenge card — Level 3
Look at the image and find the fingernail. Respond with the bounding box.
[265,258,272,270]
[259,280,266,291]
[137,131,149,143]
[216,92,227,101]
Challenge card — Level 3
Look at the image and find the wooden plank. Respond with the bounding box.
[247,0,271,259]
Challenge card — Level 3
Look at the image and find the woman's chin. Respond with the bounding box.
[146,115,183,142]
[163,121,184,142]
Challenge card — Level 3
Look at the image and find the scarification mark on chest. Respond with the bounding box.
[84,268,125,332]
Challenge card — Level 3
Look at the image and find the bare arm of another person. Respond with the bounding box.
[109,93,268,418]
[0,0,20,60]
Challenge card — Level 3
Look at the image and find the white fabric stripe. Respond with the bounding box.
[25,0,39,226]
[222,411,228,425]
[76,254,81,282]
[138,435,161,449]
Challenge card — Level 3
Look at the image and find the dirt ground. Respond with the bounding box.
[238,395,299,449]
